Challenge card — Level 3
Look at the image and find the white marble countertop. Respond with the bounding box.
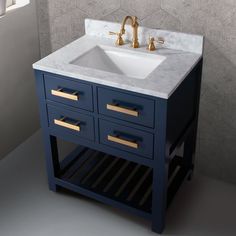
[33,19,204,99]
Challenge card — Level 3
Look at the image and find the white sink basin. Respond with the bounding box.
[71,45,166,79]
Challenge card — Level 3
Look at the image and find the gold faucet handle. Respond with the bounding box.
[109,31,119,36]
[147,37,156,51]
[156,37,165,44]
[147,37,165,51]
[109,31,124,46]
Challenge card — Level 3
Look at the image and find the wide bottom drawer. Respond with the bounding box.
[47,105,95,141]
[99,119,154,159]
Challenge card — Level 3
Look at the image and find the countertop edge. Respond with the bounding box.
[32,65,170,99]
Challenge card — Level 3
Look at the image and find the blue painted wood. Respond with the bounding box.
[92,84,100,144]
[47,104,95,141]
[168,118,196,160]
[97,87,155,128]
[62,148,96,180]
[54,178,152,220]
[35,71,60,191]
[183,59,203,180]
[47,99,156,133]
[58,145,153,212]
[42,71,156,100]
[34,57,203,234]
[152,98,168,234]
[99,119,154,159]
[44,74,93,111]
[48,128,153,167]
[166,60,201,154]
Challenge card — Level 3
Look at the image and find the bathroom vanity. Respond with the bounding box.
[33,19,203,234]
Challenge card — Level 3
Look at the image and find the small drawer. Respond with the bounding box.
[99,120,153,159]
[97,87,155,128]
[48,105,94,141]
[44,74,93,111]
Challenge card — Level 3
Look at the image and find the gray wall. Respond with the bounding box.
[36,0,236,185]
[0,0,40,160]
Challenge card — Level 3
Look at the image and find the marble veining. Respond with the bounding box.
[33,19,203,99]
[85,19,204,54]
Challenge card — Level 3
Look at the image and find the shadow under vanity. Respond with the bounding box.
[33,19,203,234]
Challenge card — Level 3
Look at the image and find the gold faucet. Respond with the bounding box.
[109,16,139,48]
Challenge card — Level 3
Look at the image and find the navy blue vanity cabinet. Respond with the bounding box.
[34,58,202,234]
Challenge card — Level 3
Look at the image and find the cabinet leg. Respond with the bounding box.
[43,134,60,192]
[151,99,168,234]
[151,163,168,234]
[183,127,197,181]
[48,182,59,192]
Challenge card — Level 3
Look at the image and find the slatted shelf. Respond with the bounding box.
[58,148,152,213]
[58,147,184,215]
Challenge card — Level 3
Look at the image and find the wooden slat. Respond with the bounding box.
[131,170,152,206]
[168,156,182,178]
[92,158,124,191]
[168,166,181,187]
[71,152,108,184]
[55,178,152,218]
[80,154,113,188]
[127,168,152,202]
[62,149,94,179]
[139,184,152,206]
[115,164,141,197]
[91,158,120,188]
[103,160,130,193]
[59,148,153,213]
[105,162,137,195]
[81,155,109,185]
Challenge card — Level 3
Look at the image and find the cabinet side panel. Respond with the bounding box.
[166,60,202,154]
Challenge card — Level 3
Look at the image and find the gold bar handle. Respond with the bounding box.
[51,88,79,101]
[106,104,138,117]
[54,118,80,132]
[107,135,138,149]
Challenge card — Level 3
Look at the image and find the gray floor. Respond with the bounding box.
[1,131,236,236]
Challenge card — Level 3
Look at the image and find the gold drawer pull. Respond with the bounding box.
[106,104,138,117]
[54,118,80,131]
[107,135,138,149]
[51,88,79,101]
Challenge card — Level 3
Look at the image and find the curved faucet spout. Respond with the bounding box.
[120,16,139,48]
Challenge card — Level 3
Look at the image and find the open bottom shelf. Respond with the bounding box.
[56,146,186,218]
[58,147,153,213]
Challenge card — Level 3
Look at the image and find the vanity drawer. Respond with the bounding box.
[99,119,153,159]
[48,105,94,141]
[97,87,155,128]
[44,75,93,111]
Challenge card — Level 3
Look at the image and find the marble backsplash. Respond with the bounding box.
[85,19,203,54]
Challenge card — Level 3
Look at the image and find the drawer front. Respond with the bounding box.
[97,87,155,128]
[99,120,153,159]
[44,75,93,111]
[48,105,94,141]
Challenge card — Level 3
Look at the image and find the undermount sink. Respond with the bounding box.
[71,45,166,79]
